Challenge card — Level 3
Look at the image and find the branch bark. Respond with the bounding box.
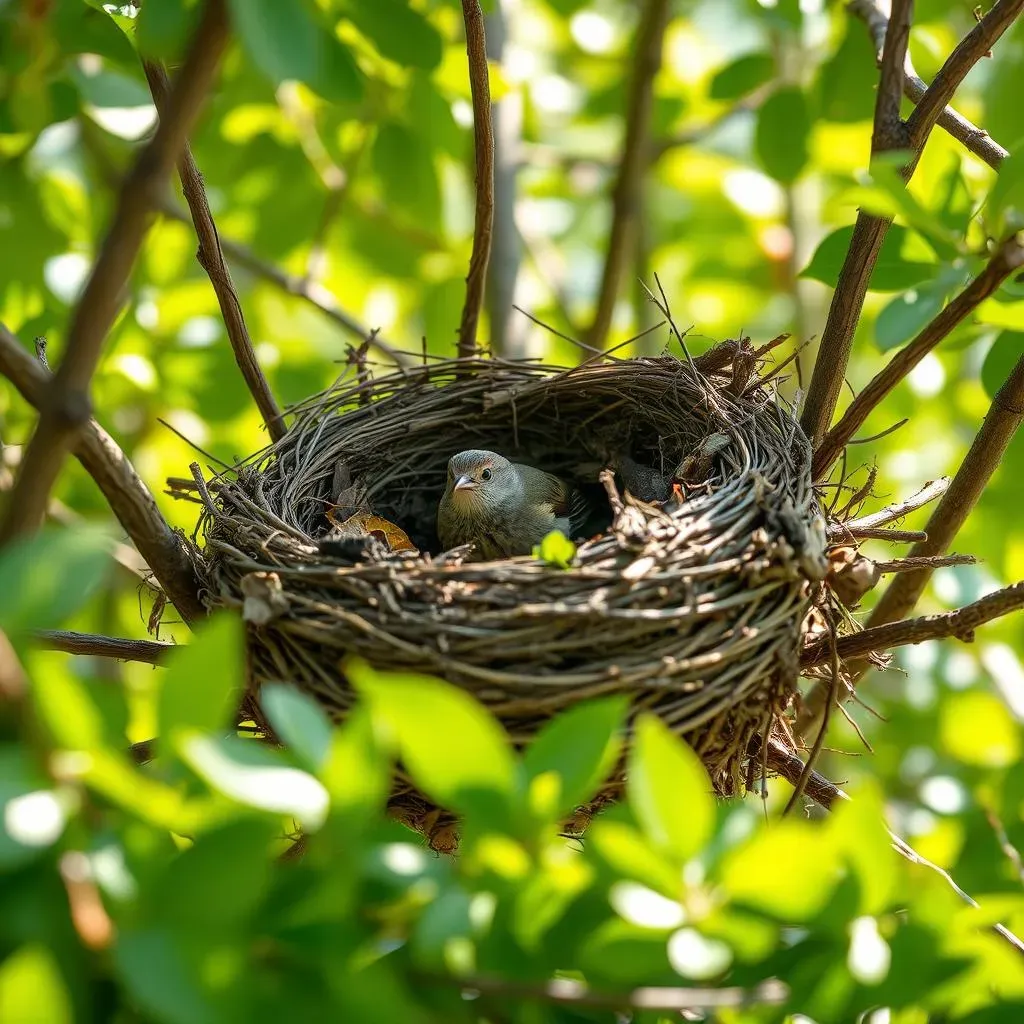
[458,0,495,359]
[849,0,1010,169]
[585,0,670,352]
[827,476,949,538]
[0,324,206,626]
[143,61,286,443]
[34,630,173,666]
[813,234,1024,477]
[0,0,229,545]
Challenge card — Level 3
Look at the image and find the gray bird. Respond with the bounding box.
[437,449,586,559]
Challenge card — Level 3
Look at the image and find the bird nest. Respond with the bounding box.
[195,343,827,846]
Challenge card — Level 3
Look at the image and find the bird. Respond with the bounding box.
[437,449,587,559]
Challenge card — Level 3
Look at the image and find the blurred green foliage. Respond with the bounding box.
[2,0,1024,1020]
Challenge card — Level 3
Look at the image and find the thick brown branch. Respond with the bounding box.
[814,234,1024,477]
[586,0,670,351]
[904,0,1024,151]
[802,580,1024,666]
[458,0,495,359]
[0,0,228,545]
[34,630,172,666]
[868,353,1024,627]
[848,0,1009,169]
[0,325,205,625]
[144,61,285,443]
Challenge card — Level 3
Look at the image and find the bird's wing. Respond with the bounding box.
[516,465,590,538]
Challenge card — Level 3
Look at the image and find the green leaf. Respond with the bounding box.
[626,715,714,862]
[817,24,877,123]
[227,0,363,103]
[829,781,897,916]
[533,529,576,569]
[410,888,473,969]
[372,122,441,231]
[755,86,811,185]
[136,0,197,61]
[587,819,681,898]
[523,697,627,818]
[115,930,216,1024]
[158,613,243,741]
[988,141,1024,233]
[342,0,443,70]
[941,691,1021,768]
[981,332,1024,398]
[801,225,938,292]
[0,526,111,636]
[874,277,950,352]
[709,53,774,101]
[0,945,73,1024]
[319,707,389,827]
[348,660,517,821]
[261,682,332,771]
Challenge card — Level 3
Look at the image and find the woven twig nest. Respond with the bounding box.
[196,345,827,843]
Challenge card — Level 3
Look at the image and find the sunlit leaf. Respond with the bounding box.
[801,225,938,292]
[755,86,811,184]
[874,276,951,352]
[940,691,1021,768]
[0,945,72,1024]
[261,682,333,771]
[533,530,576,569]
[981,331,1024,398]
[342,0,443,71]
[709,52,774,101]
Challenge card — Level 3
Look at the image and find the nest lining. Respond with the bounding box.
[196,350,826,824]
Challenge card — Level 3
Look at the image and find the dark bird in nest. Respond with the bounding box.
[437,449,591,559]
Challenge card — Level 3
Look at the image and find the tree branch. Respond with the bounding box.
[585,0,670,352]
[143,61,286,443]
[867,353,1024,628]
[799,0,913,447]
[813,234,1024,477]
[0,325,205,625]
[847,0,1008,169]
[34,630,173,666]
[904,0,1024,152]
[827,476,949,538]
[458,0,495,359]
[0,0,229,545]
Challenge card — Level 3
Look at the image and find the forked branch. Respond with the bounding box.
[458,0,495,359]
[0,0,229,545]
[34,630,173,666]
[144,61,286,443]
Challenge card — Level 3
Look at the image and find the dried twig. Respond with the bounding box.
[0,0,229,545]
[873,553,975,573]
[867,353,1024,628]
[586,0,671,351]
[801,580,1024,666]
[847,0,1009,169]
[144,61,286,442]
[814,234,1024,477]
[34,630,173,666]
[458,0,495,359]
[827,477,949,537]
[0,324,205,625]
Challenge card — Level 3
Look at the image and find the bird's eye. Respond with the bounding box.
[481,468,492,481]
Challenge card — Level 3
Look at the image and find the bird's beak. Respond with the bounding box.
[453,474,477,491]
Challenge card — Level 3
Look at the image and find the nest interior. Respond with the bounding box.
[197,347,827,832]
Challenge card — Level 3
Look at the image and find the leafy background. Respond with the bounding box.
[1,0,1024,1021]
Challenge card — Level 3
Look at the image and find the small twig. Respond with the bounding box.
[833,526,928,542]
[867,353,1024,630]
[801,580,1024,666]
[836,463,878,521]
[0,324,205,625]
[416,973,788,1012]
[814,234,1024,477]
[34,630,173,666]
[512,305,601,356]
[983,803,1024,887]
[873,553,976,573]
[847,0,1009,169]
[828,477,950,536]
[189,461,216,514]
[144,61,286,442]
[34,337,49,370]
[586,0,671,351]
[457,0,495,359]
[847,418,908,445]
[0,0,229,546]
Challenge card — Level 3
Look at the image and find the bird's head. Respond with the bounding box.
[445,450,516,509]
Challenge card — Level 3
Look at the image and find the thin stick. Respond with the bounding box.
[512,305,601,356]
[848,0,1009,169]
[867,353,1024,628]
[799,0,913,448]
[833,526,928,542]
[0,324,205,625]
[0,0,229,546]
[828,476,949,535]
[800,580,1024,666]
[34,630,172,666]
[814,235,1024,477]
[847,418,908,445]
[457,0,495,359]
[874,553,975,573]
[144,61,286,442]
[585,0,671,351]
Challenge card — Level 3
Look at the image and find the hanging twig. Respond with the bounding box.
[0,324,205,625]
[143,61,286,443]
[814,234,1024,477]
[34,630,173,666]
[0,0,229,546]
[457,0,495,359]
[586,0,671,352]
[848,0,1009,169]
